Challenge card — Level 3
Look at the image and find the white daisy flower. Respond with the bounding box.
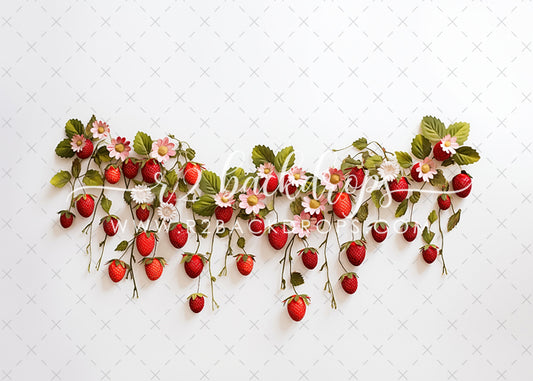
[157,202,179,222]
[131,184,155,204]
[378,160,400,182]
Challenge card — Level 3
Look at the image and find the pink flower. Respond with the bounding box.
[70,134,86,152]
[238,188,266,215]
[150,137,176,163]
[321,167,345,191]
[416,157,438,182]
[215,191,235,208]
[257,162,275,179]
[287,166,307,187]
[301,194,326,215]
[440,134,459,154]
[292,212,317,239]
[107,137,131,161]
[90,121,110,139]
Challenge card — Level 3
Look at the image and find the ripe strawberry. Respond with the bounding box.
[401,222,418,242]
[347,166,365,190]
[314,211,325,225]
[102,216,119,236]
[188,293,206,313]
[389,177,408,202]
[259,172,279,193]
[169,223,188,249]
[136,231,156,257]
[299,248,318,270]
[249,216,265,236]
[107,259,127,282]
[235,254,255,276]
[371,222,388,243]
[105,165,121,184]
[215,206,233,223]
[76,139,93,159]
[59,210,74,228]
[332,192,352,219]
[184,162,202,185]
[282,174,297,195]
[421,244,438,264]
[162,190,177,205]
[340,273,358,294]
[268,224,289,250]
[433,140,452,161]
[410,162,423,182]
[438,194,451,210]
[76,194,95,217]
[283,294,310,322]
[346,240,366,266]
[143,257,166,281]
[135,204,150,221]
[452,171,472,198]
[122,158,140,179]
[182,253,206,278]
[141,159,161,184]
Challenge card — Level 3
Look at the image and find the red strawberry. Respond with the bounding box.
[102,216,119,236]
[141,159,161,184]
[122,158,140,179]
[184,162,202,185]
[143,257,166,281]
[136,231,156,256]
[346,240,366,266]
[59,210,74,228]
[433,140,452,161]
[348,166,365,190]
[299,248,318,270]
[169,223,188,249]
[259,172,279,193]
[438,194,451,210]
[283,294,310,322]
[249,216,265,236]
[333,192,352,218]
[452,172,472,198]
[235,254,255,276]
[162,190,177,205]
[268,224,289,250]
[182,254,206,278]
[135,204,150,221]
[105,165,121,184]
[340,272,358,294]
[421,244,438,264]
[389,177,408,202]
[314,211,325,225]
[411,163,423,182]
[401,222,418,242]
[76,139,93,159]
[188,293,206,313]
[282,174,297,195]
[371,222,388,243]
[76,194,95,217]
[215,206,233,223]
[107,259,127,282]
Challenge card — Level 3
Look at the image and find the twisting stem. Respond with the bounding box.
[280,235,296,290]
[320,214,337,309]
[438,209,448,275]
[332,218,348,273]
[207,226,219,310]
[128,244,139,298]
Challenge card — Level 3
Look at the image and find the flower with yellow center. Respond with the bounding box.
[238,189,266,215]
[107,136,131,161]
[321,168,345,191]
[150,137,176,163]
[415,157,438,182]
[302,195,326,215]
[215,191,235,208]
[247,195,258,206]
[115,143,124,153]
[90,120,110,139]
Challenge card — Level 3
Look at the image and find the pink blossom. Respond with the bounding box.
[107,136,131,161]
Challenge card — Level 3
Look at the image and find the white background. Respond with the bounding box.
[2,1,533,380]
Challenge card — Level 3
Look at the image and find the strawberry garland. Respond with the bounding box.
[51,115,480,321]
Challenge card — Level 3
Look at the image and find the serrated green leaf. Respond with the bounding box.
[192,195,216,216]
[165,170,178,188]
[290,198,304,215]
[274,146,295,172]
[352,137,368,150]
[237,236,245,249]
[410,191,421,204]
[411,134,432,159]
[356,202,369,223]
[133,131,153,156]
[123,190,132,205]
[50,170,71,188]
[251,145,275,167]
[429,169,447,187]
[216,227,230,238]
[452,146,480,165]
[421,116,446,143]
[95,146,111,164]
[371,190,383,209]
[441,158,455,167]
[194,219,209,238]
[199,170,221,195]
[65,119,85,138]
[83,169,104,186]
[101,195,112,214]
[422,226,435,245]
[224,167,246,190]
[395,151,413,169]
[447,122,470,144]
[447,209,461,232]
[85,115,96,138]
[364,155,383,170]
[341,155,361,171]
[115,240,129,251]
[395,199,408,217]
[71,158,81,178]
[55,139,75,158]
[185,147,195,160]
[428,210,438,224]
[178,178,188,192]
[290,272,305,287]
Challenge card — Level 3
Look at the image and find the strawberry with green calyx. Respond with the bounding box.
[268,223,290,250]
[141,257,167,281]
[420,244,438,264]
[343,240,366,266]
[188,293,207,313]
[105,164,121,184]
[76,138,94,159]
[59,210,75,228]
[452,171,472,198]
[401,222,418,242]
[347,166,365,190]
[298,247,318,270]
[141,159,161,184]
[181,253,207,278]
[438,194,451,210]
[122,157,140,179]
[162,190,177,205]
[283,294,310,322]
[340,272,358,294]
[235,253,255,276]
[332,192,352,219]
[215,206,233,223]
[107,259,129,282]
[101,215,120,236]
[136,230,157,257]
[75,194,95,217]
[135,203,151,221]
[370,221,388,243]
[388,176,409,202]
[168,222,188,248]
[184,162,204,185]
[249,215,265,236]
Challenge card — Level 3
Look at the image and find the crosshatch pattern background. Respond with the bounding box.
[2,1,533,380]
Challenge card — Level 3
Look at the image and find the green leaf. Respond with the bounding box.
[224,167,246,189]
[85,115,96,138]
[355,203,368,223]
[395,151,412,169]
[65,119,85,138]
[251,145,275,167]
[274,146,295,172]
[55,139,75,158]
[411,134,432,159]
[237,236,245,249]
[194,219,209,238]
[83,169,104,186]
[447,209,461,232]
[395,199,408,217]
[371,189,383,209]
[447,122,470,144]
[429,169,447,187]
[421,116,446,143]
[165,170,178,188]
[115,240,129,251]
[290,272,305,287]
[185,148,195,161]
[178,178,188,192]
[123,190,132,205]
[71,158,81,178]
[352,137,368,150]
[428,210,438,224]
[452,146,480,165]
[341,155,361,171]
[101,195,112,214]
[95,146,111,165]
[199,170,221,195]
[422,227,435,245]
[192,195,216,216]
[216,227,230,238]
[133,131,153,156]
[364,155,383,170]
[50,170,71,188]
[290,198,304,215]
[410,191,421,204]
[441,158,455,167]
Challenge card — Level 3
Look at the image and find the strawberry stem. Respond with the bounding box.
[332,218,348,273]
[438,209,448,275]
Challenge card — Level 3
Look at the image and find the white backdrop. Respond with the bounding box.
[2,1,533,380]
